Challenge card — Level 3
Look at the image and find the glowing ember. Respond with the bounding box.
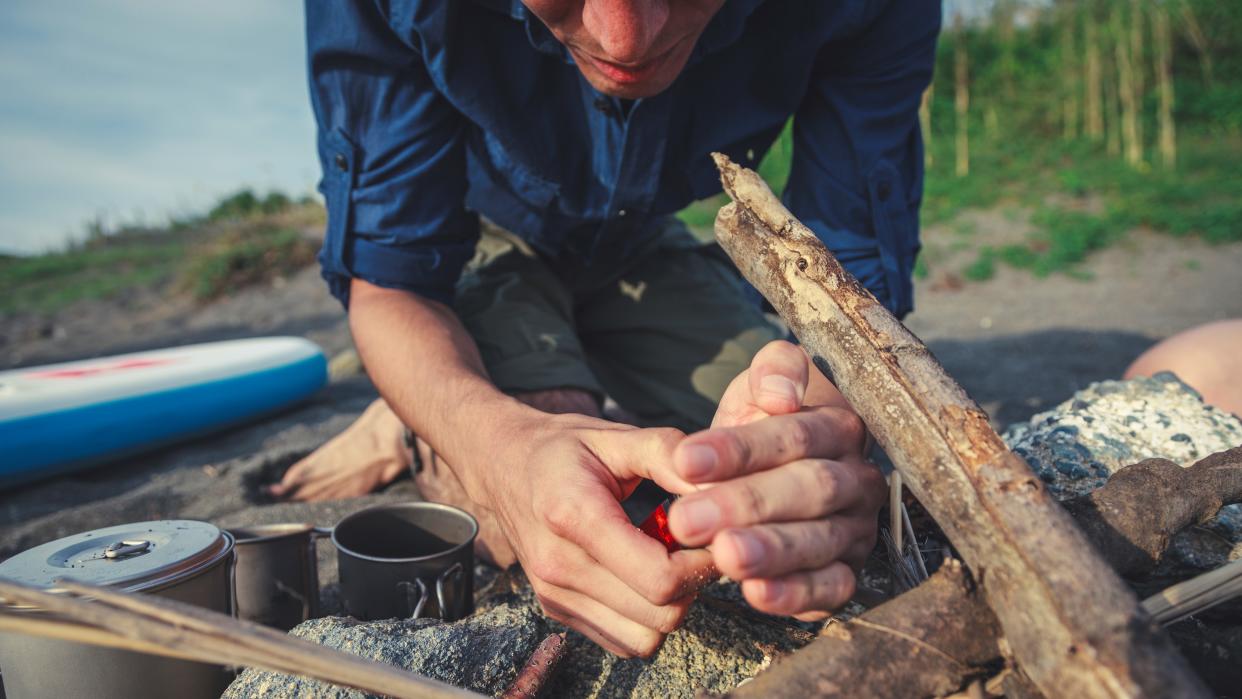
[638,499,681,553]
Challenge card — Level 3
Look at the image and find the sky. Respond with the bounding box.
[0,1,319,255]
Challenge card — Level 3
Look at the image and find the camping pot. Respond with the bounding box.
[333,502,477,622]
[229,523,331,630]
[0,520,235,699]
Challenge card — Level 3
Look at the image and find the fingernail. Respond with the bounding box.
[729,531,764,568]
[679,444,718,480]
[759,375,799,405]
[762,579,786,603]
[675,498,721,537]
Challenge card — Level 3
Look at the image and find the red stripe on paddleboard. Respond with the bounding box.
[27,357,178,380]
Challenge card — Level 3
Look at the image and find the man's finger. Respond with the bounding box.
[534,583,669,658]
[746,340,809,415]
[740,561,856,616]
[541,478,717,605]
[674,405,865,483]
[526,534,695,634]
[589,424,699,495]
[710,370,761,429]
[710,520,852,581]
[668,458,867,547]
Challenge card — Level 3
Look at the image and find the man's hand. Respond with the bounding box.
[667,341,886,621]
[478,412,716,657]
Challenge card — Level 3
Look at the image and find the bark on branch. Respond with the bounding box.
[710,153,1208,699]
[725,447,1242,698]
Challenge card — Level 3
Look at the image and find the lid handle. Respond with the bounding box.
[105,540,152,559]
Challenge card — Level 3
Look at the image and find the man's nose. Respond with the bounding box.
[582,0,670,64]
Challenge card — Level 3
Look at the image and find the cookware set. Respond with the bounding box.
[0,502,478,698]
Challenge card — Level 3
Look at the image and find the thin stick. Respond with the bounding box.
[1143,558,1242,625]
[0,579,478,699]
[890,471,903,555]
[501,632,567,699]
[900,501,929,581]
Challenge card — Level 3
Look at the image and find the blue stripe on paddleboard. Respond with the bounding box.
[0,353,327,488]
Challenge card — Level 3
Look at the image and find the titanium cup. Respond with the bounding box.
[331,502,477,622]
[228,523,332,630]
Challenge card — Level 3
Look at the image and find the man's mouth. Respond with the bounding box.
[575,43,680,85]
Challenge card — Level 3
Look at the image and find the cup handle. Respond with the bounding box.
[301,526,332,621]
[435,562,465,621]
[397,579,431,619]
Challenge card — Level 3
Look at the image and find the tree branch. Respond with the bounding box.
[710,153,1208,699]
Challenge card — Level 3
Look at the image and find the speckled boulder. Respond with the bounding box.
[1002,372,1242,556]
[546,587,809,698]
[222,594,547,698]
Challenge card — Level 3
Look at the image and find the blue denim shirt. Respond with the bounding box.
[307,0,939,317]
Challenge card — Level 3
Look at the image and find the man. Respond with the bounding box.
[280,0,938,657]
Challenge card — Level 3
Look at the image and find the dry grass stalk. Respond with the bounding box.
[1143,557,1242,626]
[0,578,478,699]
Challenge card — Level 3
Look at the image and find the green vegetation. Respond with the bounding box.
[178,224,318,301]
[0,236,188,314]
[0,189,324,315]
[680,0,1242,282]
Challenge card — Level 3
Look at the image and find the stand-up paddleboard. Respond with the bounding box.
[0,337,328,489]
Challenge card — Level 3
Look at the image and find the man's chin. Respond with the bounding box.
[583,74,675,100]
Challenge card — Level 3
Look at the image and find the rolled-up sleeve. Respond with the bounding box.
[784,0,940,318]
[307,0,477,308]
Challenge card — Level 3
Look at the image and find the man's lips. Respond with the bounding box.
[575,43,680,85]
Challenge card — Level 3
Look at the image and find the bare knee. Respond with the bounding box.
[1125,319,1242,415]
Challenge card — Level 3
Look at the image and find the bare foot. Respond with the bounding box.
[267,398,409,501]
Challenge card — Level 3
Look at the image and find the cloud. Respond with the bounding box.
[0,0,320,254]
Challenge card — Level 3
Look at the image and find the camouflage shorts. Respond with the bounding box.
[454,217,783,433]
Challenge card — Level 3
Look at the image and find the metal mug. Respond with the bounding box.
[331,502,478,622]
[229,523,332,630]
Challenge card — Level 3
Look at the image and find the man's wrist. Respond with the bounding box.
[447,393,546,507]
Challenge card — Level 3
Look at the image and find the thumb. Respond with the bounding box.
[747,340,809,415]
[588,426,699,497]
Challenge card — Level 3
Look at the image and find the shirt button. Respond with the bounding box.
[617,209,627,217]
[877,181,892,202]
[334,153,349,172]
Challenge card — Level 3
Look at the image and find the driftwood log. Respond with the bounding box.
[710,153,1209,699]
[725,447,1242,698]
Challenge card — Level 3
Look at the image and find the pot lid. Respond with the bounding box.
[0,520,233,594]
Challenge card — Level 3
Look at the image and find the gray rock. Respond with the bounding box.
[223,591,547,698]
[547,584,810,698]
[1001,372,1242,561]
[223,570,810,699]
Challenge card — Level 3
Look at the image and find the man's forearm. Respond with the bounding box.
[347,277,534,503]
